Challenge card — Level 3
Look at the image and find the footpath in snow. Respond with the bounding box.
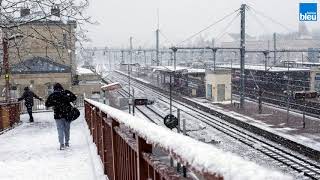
[0,110,106,180]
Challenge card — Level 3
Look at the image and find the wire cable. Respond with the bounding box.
[177,8,241,45]
[248,6,295,32]
[215,12,241,41]
[159,30,175,46]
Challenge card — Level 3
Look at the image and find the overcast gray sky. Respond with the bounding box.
[84,0,319,48]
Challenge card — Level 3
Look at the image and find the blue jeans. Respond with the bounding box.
[55,118,71,145]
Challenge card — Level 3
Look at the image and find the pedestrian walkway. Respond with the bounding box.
[0,110,106,180]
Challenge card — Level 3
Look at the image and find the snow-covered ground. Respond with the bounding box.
[0,110,106,180]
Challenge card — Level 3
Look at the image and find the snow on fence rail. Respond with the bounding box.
[85,98,293,180]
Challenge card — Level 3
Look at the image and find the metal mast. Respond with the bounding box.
[240,4,246,108]
[156,9,160,66]
[273,33,277,65]
[129,37,133,113]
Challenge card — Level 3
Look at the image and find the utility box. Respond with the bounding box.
[205,69,231,102]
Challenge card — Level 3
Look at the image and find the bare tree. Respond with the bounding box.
[0,0,93,69]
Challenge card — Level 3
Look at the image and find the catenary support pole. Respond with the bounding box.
[172,47,178,71]
[240,4,246,108]
[129,37,133,114]
[212,48,217,71]
[273,32,277,65]
[303,87,306,128]
[286,65,290,123]
[132,88,135,116]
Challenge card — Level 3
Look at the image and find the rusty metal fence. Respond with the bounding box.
[85,100,223,180]
[0,102,21,132]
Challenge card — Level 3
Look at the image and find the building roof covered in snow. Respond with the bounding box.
[77,67,94,75]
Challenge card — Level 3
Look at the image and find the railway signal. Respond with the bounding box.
[164,114,178,130]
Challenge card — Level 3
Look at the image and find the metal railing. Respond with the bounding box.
[85,100,223,180]
[0,102,21,132]
[19,96,85,113]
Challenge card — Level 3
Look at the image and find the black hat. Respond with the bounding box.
[24,87,29,91]
[53,83,64,91]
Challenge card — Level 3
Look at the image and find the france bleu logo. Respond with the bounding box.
[299,3,318,21]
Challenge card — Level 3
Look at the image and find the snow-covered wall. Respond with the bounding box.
[85,98,293,180]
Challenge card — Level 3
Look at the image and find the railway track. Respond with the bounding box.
[111,71,320,160]
[232,94,320,120]
[113,86,159,124]
[237,88,320,119]
[108,71,320,179]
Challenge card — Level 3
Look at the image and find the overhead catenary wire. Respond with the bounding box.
[215,12,241,42]
[247,9,270,34]
[248,6,295,32]
[159,30,175,47]
[177,8,241,45]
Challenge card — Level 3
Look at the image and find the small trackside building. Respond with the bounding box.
[205,69,232,102]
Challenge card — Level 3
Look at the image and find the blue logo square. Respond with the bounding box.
[299,3,317,21]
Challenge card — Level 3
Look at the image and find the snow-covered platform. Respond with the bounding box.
[0,110,106,180]
[192,97,320,151]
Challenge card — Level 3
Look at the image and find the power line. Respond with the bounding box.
[247,10,270,34]
[159,30,175,46]
[215,12,241,41]
[177,8,241,45]
[248,6,295,32]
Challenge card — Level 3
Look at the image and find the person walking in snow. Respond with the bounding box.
[45,83,77,150]
[18,87,43,123]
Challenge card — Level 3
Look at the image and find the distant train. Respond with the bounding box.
[285,91,318,99]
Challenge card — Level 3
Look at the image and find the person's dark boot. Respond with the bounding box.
[60,144,65,150]
[29,119,34,123]
[27,108,34,122]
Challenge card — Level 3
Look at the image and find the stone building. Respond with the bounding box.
[72,67,103,101]
[0,7,77,100]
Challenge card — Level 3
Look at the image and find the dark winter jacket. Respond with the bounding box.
[18,89,42,107]
[45,90,77,119]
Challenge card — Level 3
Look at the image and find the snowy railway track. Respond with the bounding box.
[108,72,320,180]
[115,86,160,124]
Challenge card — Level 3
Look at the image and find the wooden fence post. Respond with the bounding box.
[137,136,152,180]
[102,113,114,179]
[110,118,120,180]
